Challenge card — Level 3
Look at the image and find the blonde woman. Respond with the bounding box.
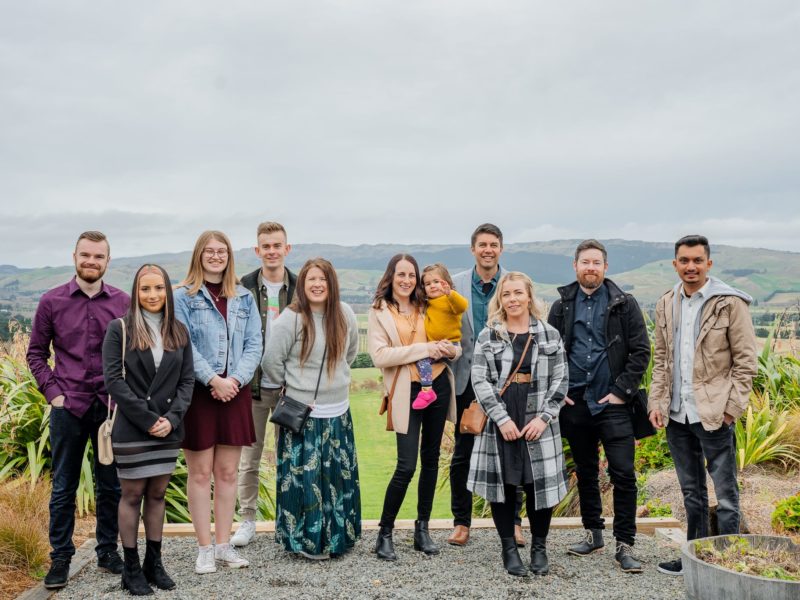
[467,272,568,577]
[174,231,262,574]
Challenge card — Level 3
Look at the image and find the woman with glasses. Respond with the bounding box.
[174,231,262,574]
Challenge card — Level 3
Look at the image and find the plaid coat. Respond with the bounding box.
[467,317,569,507]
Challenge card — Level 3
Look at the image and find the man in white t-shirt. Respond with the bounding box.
[232,221,297,546]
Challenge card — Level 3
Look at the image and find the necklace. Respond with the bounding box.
[206,283,222,302]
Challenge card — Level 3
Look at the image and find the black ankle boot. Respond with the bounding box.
[121,546,153,596]
[500,537,528,577]
[142,540,176,590]
[413,520,440,555]
[530,536,549,575]
[375,526,397,561]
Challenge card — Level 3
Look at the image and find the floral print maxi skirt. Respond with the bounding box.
[275,409,361,556]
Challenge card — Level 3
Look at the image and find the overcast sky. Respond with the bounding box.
[2,1,799,268]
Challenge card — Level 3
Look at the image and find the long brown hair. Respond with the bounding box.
[126,264,188,351]
[289,258,348,378]
[371,254,425,310]
[181,230,239,298]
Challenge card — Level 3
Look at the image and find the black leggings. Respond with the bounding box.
[379,374,450,528]
[118,474,172,547]
[491,483,553,538]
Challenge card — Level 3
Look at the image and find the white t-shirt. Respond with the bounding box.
[260,276,286,389]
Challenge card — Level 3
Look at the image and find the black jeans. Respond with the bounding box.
[49,400,121,560]
[450,382,476,527]
[491,484,553,539]
[379,374,450,528]
[451,380,524,527]
[666,418,740,541]
[559,389,637,546]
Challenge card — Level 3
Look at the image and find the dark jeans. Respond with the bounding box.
[49,400,121,560]
[450,383,476,527]
[559,390,637,546]
[666,418,740,541]
[379,374,450,528]
[451,380,524,527]
[491,484,553,538]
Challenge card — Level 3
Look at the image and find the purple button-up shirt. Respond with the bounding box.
[27,277,130,418]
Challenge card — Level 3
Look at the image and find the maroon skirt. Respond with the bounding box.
[182,382,256,451]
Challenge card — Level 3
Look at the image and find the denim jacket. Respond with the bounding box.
[174,284,263,387]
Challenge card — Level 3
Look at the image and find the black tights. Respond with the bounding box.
[118,474,171,547]
[491,483,553,538]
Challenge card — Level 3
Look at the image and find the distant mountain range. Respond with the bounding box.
[2,240,799,317]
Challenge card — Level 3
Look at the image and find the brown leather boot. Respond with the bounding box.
[447,525,470,546]
[514,524,526,548]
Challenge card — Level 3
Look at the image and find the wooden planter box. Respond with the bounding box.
[682,534,800,600]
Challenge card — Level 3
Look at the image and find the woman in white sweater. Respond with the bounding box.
[262,258,360,559]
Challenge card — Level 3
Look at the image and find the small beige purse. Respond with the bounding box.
[98,319,125,466]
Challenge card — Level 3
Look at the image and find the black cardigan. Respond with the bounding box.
[102,318,194,444]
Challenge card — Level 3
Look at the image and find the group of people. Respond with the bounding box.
[26,221,757,593]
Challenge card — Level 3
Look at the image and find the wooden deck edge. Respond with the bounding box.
[654,527,687,547]
[147,517,682,537]
[16,539,97,600]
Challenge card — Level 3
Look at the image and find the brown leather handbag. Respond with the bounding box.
[379,370,400,432]
[459,333,533,435]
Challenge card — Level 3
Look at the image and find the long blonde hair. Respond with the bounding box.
[181,230,239,298]
[487,272,544,326]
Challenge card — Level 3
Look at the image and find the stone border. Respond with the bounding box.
[17,539,97,600]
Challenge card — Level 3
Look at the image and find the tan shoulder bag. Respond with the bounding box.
[98,319,126,465]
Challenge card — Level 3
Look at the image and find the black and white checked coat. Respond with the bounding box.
[467,317,569,507]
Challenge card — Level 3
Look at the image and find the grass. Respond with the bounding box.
[0,478,50,599]
[350,368,452,520]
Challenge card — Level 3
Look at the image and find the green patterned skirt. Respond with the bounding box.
[275,408,362,556]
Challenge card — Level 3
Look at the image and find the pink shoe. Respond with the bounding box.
[412,389,437,410]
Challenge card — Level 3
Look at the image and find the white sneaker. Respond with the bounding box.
[231,520,257,547]
[195,545,217,574]
[215,543,249,569]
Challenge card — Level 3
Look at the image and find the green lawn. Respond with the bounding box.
[350,368,453,520]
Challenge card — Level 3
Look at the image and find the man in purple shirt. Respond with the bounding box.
[27,231,130,590]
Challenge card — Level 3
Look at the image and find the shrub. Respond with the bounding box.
[771,493,800,534]
[0,477,50,576]
[351,353,374,369]
[642,498,673,517]
[634,429,673,473]
[735,392,800,469]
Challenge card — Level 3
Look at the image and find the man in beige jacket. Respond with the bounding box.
[648,235,757,576]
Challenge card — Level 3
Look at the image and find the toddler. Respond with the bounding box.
[413,264,468,410]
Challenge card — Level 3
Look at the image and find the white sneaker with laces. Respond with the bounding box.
[195,545,217,574]
[231,520,257,547]
[215,543,249,568]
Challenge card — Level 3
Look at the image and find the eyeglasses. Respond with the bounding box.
[203,248,228,258]
[482,282,494,295]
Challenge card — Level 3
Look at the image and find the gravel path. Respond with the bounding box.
[56,529,686,599]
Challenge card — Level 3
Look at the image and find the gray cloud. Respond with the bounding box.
[2,1,799,267]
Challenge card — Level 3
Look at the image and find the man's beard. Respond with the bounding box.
[76,265,106,283]
[578,273,603,290]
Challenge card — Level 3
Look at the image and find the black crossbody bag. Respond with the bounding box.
[270,347,327,434]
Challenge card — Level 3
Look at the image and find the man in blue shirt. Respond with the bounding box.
[449,224,510,546]
[547,240,651,573]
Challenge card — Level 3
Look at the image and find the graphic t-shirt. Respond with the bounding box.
[260,277,285,389]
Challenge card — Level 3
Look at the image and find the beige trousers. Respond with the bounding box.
[236,387,280,520]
